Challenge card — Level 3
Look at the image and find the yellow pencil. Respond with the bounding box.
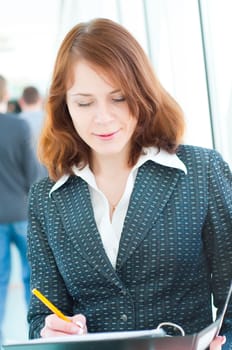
[32,288,71,323]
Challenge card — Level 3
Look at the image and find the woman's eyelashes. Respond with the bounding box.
[77,101,93,107]
[76,96,126,107]
[112,96,126,102]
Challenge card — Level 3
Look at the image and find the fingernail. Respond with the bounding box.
[75,320,84,329]
[222,336,226,344]
[75,320,84,334]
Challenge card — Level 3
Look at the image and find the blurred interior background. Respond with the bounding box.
[0,0,231,342]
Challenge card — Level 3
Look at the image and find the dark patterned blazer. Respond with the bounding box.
[27,145,232,348]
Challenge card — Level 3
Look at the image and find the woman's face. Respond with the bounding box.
[66,60,137,160]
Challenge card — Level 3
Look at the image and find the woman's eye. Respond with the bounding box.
[77,102,93,107]
[112,96,126,102]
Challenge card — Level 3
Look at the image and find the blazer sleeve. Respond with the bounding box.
[27,180,74,339]
[202,150,232,349]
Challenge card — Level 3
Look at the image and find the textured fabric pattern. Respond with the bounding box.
[27,145,232,349]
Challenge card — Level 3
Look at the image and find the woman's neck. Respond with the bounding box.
[91,152,131,178]
[91,153,132,220]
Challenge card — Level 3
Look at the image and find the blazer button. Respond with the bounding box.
[120,314,128,322]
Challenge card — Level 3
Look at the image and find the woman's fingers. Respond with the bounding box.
[41,313,87,338]
[72,314,88,334]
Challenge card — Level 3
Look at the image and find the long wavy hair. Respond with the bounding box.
[39,18,185,181]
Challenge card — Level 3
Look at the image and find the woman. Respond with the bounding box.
[27,18,231,349]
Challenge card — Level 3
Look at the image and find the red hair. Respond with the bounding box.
[39,18,185,181]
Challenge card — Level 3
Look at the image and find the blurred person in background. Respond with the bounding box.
[0,75,39,345]
[19,86,47,179]
[19,86,44,150]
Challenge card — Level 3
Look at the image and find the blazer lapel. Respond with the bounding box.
[116,161,182,270]
[51,176,123,289]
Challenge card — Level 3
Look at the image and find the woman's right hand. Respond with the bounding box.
[40,313,87,338]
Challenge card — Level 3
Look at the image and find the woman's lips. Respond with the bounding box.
[94,130,119,140]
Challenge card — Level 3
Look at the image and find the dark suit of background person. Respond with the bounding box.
[0,111,39,343]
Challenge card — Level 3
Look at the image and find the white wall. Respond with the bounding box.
[199,0,232,166]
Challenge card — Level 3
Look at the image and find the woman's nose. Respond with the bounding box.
[94,102,114,123]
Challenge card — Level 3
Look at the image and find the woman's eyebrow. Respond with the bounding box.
[110,89,122,95]
[68,92,93,97]
[68,89,122,97]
